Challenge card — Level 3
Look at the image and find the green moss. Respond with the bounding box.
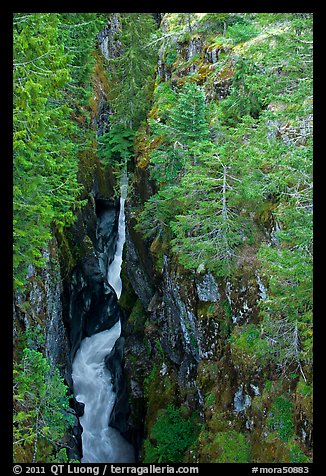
[143,404,201,463]
[229,323,269,371]
[127,299,147,334]
[296,378,312,398]
[250,432,291,463]
[221,298,232,320]
[119,260,138,313]
[199,429,250,462]
[256,200,278,228]
[143,363,178,435]
[266,396,294,442]
[206,409,232,434]
[55,228,77,282]
[197,361,219,392]
[150,234,165,274]
[288,440,311,463]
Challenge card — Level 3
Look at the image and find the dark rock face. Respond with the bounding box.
[68,257,121,359]
[66,197,121,359]
[124,223,155,310]
[105,336,131,439]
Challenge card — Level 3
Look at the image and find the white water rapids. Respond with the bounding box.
[72,173,134,463]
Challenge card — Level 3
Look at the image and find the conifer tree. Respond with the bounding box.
[13,13,103,289]
[108,13,158,129]
[13,347,73,462]
[148,81,209,183]
[169,156,243,275]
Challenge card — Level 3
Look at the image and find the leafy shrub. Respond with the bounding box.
[230,323,269,369]
[200,429,250,462]
[143,404,200,463]
[288,440,310,463]
[227,22,259,43]
[296,378,312,398]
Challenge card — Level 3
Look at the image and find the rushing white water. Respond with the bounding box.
[72,172,134,463]
[107,174,128,299]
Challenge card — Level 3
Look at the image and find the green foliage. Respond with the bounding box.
[212,430,250,462]
[169,82,209,143]
[135,17,313,463]
[148,81,210,184]
[197,13,240,35]
[266,396,294,442]
[288,441,310,463]
[13,346,73,462]
[296,378,312,398]
[13,13,101,290]
[198,428,250,462]
[164,48,177,66]
[227,21,258,44]
[50,448,79,463]
[220,57,264,126]
[108,13,158,129]
[99,125,134,168]
[135,185,184,239]
[137,80,247,276]
[135,15,313,376]
[149,81,177,121]
[169,159,244,276]
[230,324,269,369]
[143,404,200,463]
[58,14,106,105]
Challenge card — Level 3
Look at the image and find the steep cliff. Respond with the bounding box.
[120,13,313,464]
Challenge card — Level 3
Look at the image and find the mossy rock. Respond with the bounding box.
[198,428,250,463]
[266,395,294,442]
[293,378,313,447]
[250,432,311,463]
[229,323,269,373]
[126,299,147,335]
[250,430,291,463]
[195,62,214,84]
[119,261,138,314]
[197,359,235,410]
[143,364,178,435]
[149,234,166,275]
[55,228,77,282]
[255,199,278,229]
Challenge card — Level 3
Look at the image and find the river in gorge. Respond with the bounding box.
[71,174,135,463]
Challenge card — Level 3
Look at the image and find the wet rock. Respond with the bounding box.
[105,336,131,438]
[68,257,121,359]
[124,223,155,309]
[233,385,252,413]
[97,14,121,61]
[195,272,220,302]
